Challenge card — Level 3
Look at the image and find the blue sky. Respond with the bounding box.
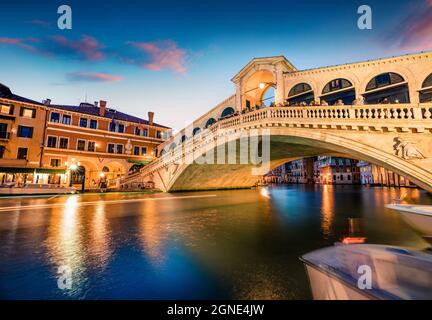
[1,0,431,130]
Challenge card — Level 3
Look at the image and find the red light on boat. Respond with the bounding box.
[341,237,366,244]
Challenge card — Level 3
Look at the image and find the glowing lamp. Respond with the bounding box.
[69,164,78,170]
[259,82,266,90]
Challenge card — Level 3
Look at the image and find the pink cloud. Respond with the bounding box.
[386,0,432,52]
[66,72,123,82]
[130,40,187,73]
[52,35,104,61]
[0,37,39,53]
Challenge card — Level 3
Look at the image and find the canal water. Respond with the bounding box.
[0,185,431,299]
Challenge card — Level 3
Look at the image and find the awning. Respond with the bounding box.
[127,159,151,165]
[0,167,35,173]
[0,167,66,174]
[36,168,67,174]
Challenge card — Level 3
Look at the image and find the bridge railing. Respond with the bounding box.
[220,104,432,125]
[120,103,432,184]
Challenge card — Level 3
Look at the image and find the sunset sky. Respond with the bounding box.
[1,0,431,130]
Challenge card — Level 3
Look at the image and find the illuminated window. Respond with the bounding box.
[0,104,12,115]
[20,107,36,118]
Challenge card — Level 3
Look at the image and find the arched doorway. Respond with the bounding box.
[420,73,432,103]
[320,78,355,105]
[71,165,85,185]
[180,135,187,143]
[363,72,409,104]
[287,83,314,106]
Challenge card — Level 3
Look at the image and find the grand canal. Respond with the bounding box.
[0,185,431,300]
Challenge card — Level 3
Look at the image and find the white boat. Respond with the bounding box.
[300,244,432,300]
[386,204,432,239]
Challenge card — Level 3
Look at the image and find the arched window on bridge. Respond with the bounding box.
[169,142,177,151]
[205,118,216,129]
[320,78,355,105]
[420,73,432,103]
[220,107,235,119]
[193,127,201,136]
[287,83,314,106]
[180,135,187,144]
[363,72,409,104]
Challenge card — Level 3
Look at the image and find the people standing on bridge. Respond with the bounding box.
[321,100,329,106]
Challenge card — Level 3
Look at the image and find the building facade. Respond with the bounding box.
[0,84,170,190]
[315,156,360,185]
[357,160,413,187]
[285,158,315,184]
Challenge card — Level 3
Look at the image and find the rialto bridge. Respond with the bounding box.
[120,52,432,192]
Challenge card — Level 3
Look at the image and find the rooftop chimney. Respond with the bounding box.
[99,100,106,117]
[148,111,154,126]
[43,99,51,106]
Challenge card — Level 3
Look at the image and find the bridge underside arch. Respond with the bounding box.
[167,129,432,192]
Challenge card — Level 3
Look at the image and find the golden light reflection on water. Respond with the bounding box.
[87,201,112,268]
[45,196,87,296]
[139,199,168,265]
[321,185,334,239]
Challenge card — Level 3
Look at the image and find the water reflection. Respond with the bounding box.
[45,196,88,298]
[0,186,431,299]
[320,185,335,239]
[139,200,167,265]
[87,201,112,269]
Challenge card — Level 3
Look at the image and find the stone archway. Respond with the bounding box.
[242,69,276,111]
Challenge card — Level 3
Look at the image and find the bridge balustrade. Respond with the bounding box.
[120,103,432,185]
